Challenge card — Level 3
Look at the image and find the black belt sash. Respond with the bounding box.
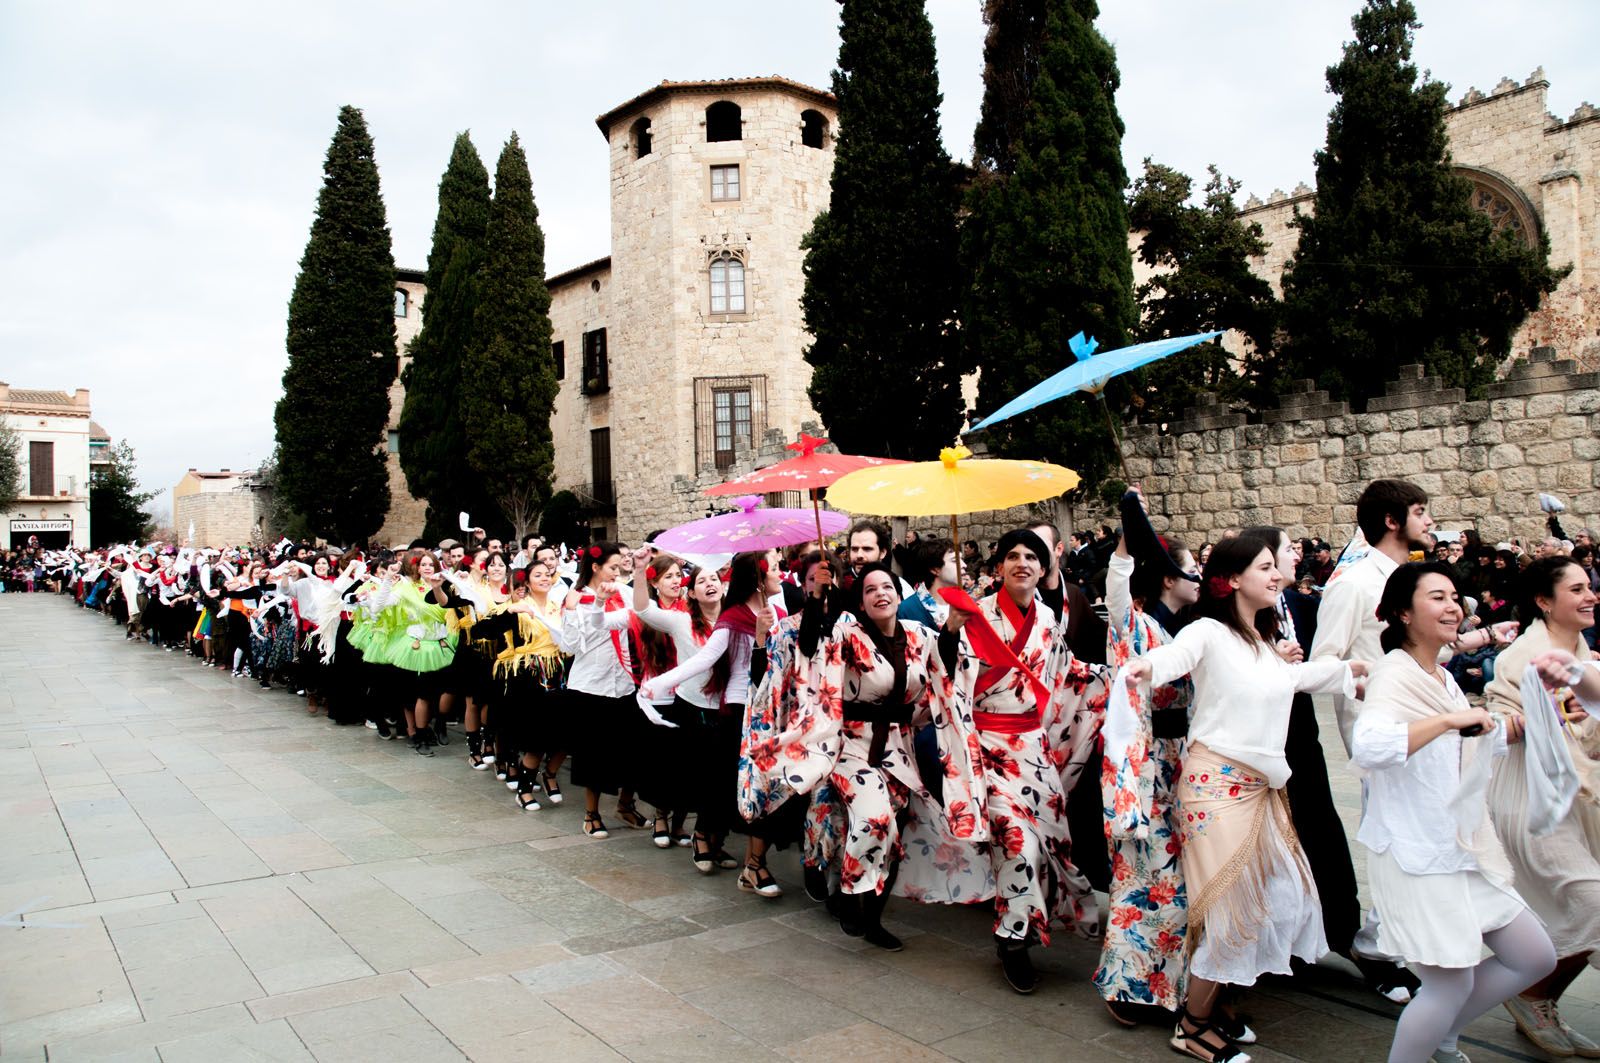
[843,701,914,766]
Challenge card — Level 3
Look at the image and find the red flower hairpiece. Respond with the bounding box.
[757,559,769,575]
[1207,575,1234,598]
[586,545,601,559]
[645,565,659,581]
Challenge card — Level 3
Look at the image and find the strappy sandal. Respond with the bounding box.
[738,862,783,898]
[514,775,541,812]
[614,801,647,829]
[1170,1009,1250,1063]
[540,770,562,804]
[691,834,716,874]
[652,815,672,849]
[503,761,521,791]
[582,811,609,838]
[712,848,741,870]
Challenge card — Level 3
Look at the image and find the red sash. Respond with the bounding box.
[941,587,1052,713]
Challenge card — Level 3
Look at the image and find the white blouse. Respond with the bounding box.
[1352,668,1508,875]
[637,603,712,708]
[559,602,635,698]
[1143,617,1354,787]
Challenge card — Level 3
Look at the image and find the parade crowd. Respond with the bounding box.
[26,478,1600,1063]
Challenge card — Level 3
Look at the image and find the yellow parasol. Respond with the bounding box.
[826,445,1080,581]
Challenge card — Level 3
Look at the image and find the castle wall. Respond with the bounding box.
[1120,349,1600,548]
[375,276,428,545]
[1236,71,1600,368]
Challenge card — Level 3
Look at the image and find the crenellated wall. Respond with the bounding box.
[1121,348,1600,547]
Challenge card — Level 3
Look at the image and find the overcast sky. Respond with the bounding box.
[2,1,1594,519]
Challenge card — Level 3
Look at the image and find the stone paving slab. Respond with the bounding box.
[1,592,1595,1061]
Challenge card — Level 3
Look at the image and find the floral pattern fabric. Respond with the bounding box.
[1094,602,1191,1011]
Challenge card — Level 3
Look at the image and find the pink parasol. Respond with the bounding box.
[653,495,849,555]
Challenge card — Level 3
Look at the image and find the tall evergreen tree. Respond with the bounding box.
[972,0,1047,175]
[964,0,1135,489]
[460,134,556,542]
[1276,0,1560,404]
[274,105,397,544]
[89,439,154,546]
[1127,160,1278,422]
[800,0,965,459]
[398,132,495,538]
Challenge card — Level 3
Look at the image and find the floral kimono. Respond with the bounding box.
[1095,601,1191,1012]
[741,612,986,898]
[913,589,1108,945]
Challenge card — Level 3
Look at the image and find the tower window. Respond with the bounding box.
[631,116,652,158]
[394,289,408,317]
[706,100,742,142]
[552,340,565,380]
[801,109,828,149]
[710,164,740,202]
[709,255,746,315]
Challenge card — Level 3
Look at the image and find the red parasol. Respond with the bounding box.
[704,432,904,546]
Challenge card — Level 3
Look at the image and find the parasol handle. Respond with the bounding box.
[1098,392,1134,484]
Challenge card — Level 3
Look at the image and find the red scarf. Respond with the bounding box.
[940,587,1051,712]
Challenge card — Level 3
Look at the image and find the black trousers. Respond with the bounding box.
[1283,691,1360,956]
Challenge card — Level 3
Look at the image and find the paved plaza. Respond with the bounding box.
[1,593,1595,1061]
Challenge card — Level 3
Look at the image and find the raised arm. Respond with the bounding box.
[641,628,731,699]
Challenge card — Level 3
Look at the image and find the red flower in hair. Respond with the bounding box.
[1207,575,1234,598]
[587,545,601,559]
[645,565,658,581]
[757,559,769,575]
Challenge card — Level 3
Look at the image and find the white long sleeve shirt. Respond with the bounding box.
[637,603,711,708]
[1143,617,1355,787]
[558,602,636,698]
[1310,548,1397,753]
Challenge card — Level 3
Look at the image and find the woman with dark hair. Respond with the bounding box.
[1481,555,1600,1056]
[631,549,713,849]
[1097,491,1202,1027]
[440,552,512,770]
[558,542,646,838]
[642,549,789,895]
[1353,562,1554,1063]
[1124,535,1366,1063]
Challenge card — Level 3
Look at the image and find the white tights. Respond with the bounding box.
[1388,910,1556,1062]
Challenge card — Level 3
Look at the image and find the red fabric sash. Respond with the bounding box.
[940,587,1051,712]
[973,709,1043,734]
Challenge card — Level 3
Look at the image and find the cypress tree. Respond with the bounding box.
[89,439,154,545]
[460,134,556,542]
[398,132,495,539]
[1276,0,1560,404]
[1127,161,1278,422]
[800,0,965,460]
[274,105,397,545]
[963,0,1136,489]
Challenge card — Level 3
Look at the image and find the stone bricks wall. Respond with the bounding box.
[1236,70,1600,369]
[173,490,264,549]
[1121,349,1600,547]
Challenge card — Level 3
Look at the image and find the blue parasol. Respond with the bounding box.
[967,330,1223,481]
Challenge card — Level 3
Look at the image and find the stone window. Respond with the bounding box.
[386,430,400,454]
[1456,166,1539,250]
[709,253,746,314]
[694,375,767,470]
[29,440,54,496]
[590,428,614,508]
[581,329,608,395]
[553,340,565,381]
[801,109,828,149]
[631,116,652,159]
[706,100,742,142]
[710,164,740,202]
[394,289,408,318]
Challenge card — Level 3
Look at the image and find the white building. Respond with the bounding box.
[0,382,94,549]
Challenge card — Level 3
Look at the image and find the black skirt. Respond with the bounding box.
[636,696,729,825]
[567,690,642,795]
[723,701,806,847]
[492,672,568,754]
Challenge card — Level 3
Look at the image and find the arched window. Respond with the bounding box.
[394,289,408,318]
[1455,165,1540,250]
[709,254,746,314]
[631,116,652,159]
[706,100,742,142]
[801,109,828,149]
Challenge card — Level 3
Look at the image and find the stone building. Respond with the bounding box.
[377,77,837,544]
[1237,70,1599,367]
[0,382,94,549]
[375,267,429,546]
[172,469,265,548]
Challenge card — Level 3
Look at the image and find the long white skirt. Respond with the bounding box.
[1369,848,1528,968]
